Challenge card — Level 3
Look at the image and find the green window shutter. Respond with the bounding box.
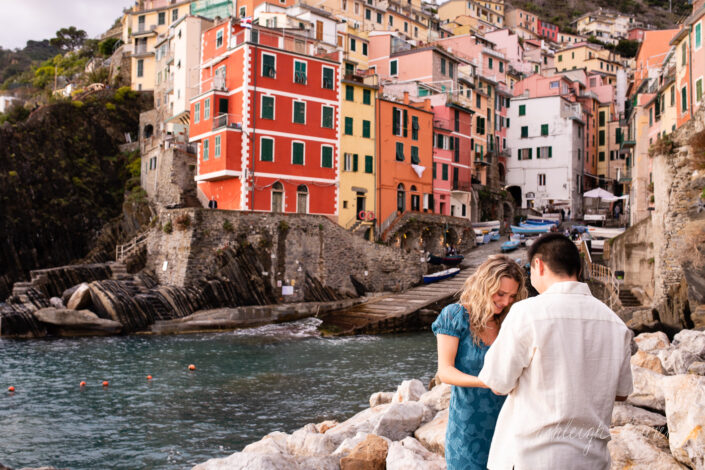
[599,152,605,161]
[396,142,404,161]
[215,135,221,158]
[365,155,373,173]
[403,109,408,137]
[442,164,448,180]
[548,146,552,158]
[322,106,333,128]
[521,126,528,138]
[345,117,353,135]
[352,154,358,172]
[697,80,703,102]
[294,101,305,123]
[263,55,275,77]
[261,138,273,161]
[262,96,274,119]
[392,107,400,135]
[599,130,605,145]
[292,142,304,165]
[697,23,702,49]
[599,111,605,126]
[412,116,419,140]
[363,120,371,138]
[295,61,307,83]
[363,89,371,105]
[541,124,548,136]
[682,86,688,112]
[346,85,354,101]
[528,148,532,159]
[433,162,437,178]
[519,104,525,116]
[322,67,334,89]
[203,139,209,161]
[536,147,541,158]
[321,146,333,168]
[411,146,419,164]
[390,60,397,75]
[616,128,623,144]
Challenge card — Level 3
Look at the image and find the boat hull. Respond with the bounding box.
[423,267,461,284]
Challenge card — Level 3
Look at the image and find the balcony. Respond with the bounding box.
[133,24,157,37]
[212,113,243,131]
[452,180,473,193]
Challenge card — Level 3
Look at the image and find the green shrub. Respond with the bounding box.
[105,102,116,111]
[175,214,191,230]
[114,86,136,102]
[163,220,173,234]
[223,219,234,232]
[72,100,84,108]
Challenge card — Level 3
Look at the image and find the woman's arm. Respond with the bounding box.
[437,334,489,388]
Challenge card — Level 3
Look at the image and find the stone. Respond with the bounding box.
[287,424,337,457]
[635,331,671,353]
[339,434,389,470]
[325,405,391,448]
[369,392,394,408]
[672,329,705,357]
[608,424,687,469]
[419,383,451,413]
[191,452,338,470]
[315,420,338,434]
[392,379,426,403]
[662,374,705,469]
[49,297,64,309]
[385,437,446,470]
[33,307,122,336]
[371,402,431,441]
[66,283,92,310]
[687,361,705,375]
[414,409,448,456]
[332,433,390,458]
[627,365,666,411]
[611,402,667,429]
[657,348,700,375]
[631,350,665,374]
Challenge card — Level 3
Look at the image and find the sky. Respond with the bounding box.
[1,0,130,50]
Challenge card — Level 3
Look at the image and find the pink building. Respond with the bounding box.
[537,20,559,41]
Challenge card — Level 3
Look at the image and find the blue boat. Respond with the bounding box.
[501,240,520,252]
[423,267,461,284]
[511,225,551,235]
[490,229,501,241]
[523,219,558,226]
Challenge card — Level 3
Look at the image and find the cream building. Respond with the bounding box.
[555,43,624,85]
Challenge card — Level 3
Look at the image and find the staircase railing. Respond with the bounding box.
[115,233,149,263]
[578,240,619,310]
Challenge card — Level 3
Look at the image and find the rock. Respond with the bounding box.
[287,424,337,457]
[414,409,448,456]
[61,284,80,306]
[631,350,665,374]
[315,420,338,434]
[332,433,389,459]
[687,361,705,375]
[662,374,705,469]
[419,383,451,413]
[657,348,700,375]
[611,402,667,429]
[66,283,92,310]
[627,365,666,411]
[242,432,290,455]
[369,392,394,408]
[49,297,64,309]
[428,374,442,390]
[339,434,389,470]
[608,424,687,469]
[392,379,426,403]
[385,437,446,470]
[635,331,671,353]
[672,330,705,357]
[33,307,122,336]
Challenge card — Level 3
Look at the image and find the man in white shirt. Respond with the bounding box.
[478,233,633,470]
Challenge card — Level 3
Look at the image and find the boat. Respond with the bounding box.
[501,240,520,252]
[527,215,561,224]
[423,267,461,284]
[474,228,491,244]
[427,254,464,266]
[523,219,558,226]
[475,234,485,244]
[511,224,551,235]
[586,226,625,239]
[473,220,501,229]
[490,229,501,241]
[519,223,555,231]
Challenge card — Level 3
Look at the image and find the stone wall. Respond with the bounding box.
[382,211,475,254]
[147,209,428,303]
[606,215,654,301]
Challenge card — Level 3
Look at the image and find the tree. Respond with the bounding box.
[98,38,122,57]
[50,27,87,51]
[615,39,640,59]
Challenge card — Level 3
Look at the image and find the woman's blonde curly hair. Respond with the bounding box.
[459,254,527,345]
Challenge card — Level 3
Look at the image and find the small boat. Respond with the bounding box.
[501,240,520,252]
[586,226,625,239]
[523,219,558,226]
[473,220,501,229]
[490,229,501,241]
[475,233,486,245]
[427,254,464,266]
[527,215,561,224]
[423,267,461,284]
[474,228,491,245]
[511,225,551,235]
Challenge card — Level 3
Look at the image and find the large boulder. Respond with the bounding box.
[339,434,389,470]
[657,348,700,375]
[631,350,665,374]
[608,424,687,469]
[611,402,667,429]
[627,366,666,411]
[33,307,122,336]
[66,283,92,310]
[687,361,705,375]
[392,379,426,403]
[635,332,671,353]
[287,424,338,457]
[662,374,705,469]
[369,392,394,408]
[419,383,451,414]
[385,437,446,470]
[414,409,448,456]
[672,330,705,357]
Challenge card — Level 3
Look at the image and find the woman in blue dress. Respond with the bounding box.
[432,254,527,470]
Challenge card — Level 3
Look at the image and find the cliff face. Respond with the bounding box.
[0,89,153,300]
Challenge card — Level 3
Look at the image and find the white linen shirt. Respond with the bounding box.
[478,281,633,470]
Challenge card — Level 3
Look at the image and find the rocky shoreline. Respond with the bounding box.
[193,329,705,470]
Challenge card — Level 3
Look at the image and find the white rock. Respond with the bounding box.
[192,453,338,470]
[392,379,426,403]
[49,297,64,309]
[687,361,705,375]
[66,283,91,310]
[286,424,337,457]
[331,432,390,458]
[627,365,666,411]
[369,391,394,407]
[372,401,431,441]
[324,405,390,448]
[608,424,687,469]
[386,436,446,470]
[414,408,448,456]
[672,330,705,357]
[662,374,705,469]
[611,402,667,429]
[635,331,671,353]
[419,383,451,413]
[658,348,700,375]
[242,432,290,454]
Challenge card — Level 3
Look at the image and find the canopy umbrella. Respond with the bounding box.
[583,187,615,199]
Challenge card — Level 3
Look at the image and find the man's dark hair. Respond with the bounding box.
[527,233,581,278]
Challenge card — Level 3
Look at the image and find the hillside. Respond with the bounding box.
[0,41,62,90]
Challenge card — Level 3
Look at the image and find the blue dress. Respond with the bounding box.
[431,303,506,470]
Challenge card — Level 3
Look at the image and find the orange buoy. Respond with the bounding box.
[188,364,196,371]
[80,381,86,387]
[8,386,14,392]
[102,381,109,387]
[147,375,152,380]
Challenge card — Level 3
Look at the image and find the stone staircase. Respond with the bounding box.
[108,262,129,280]
[619,287,642,307]
[181,186,202,208]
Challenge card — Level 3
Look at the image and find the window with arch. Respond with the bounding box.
[397,183,405,213]
[296,185,308,213]
[271,182,283,212]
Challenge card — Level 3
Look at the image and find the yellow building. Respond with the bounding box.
[438,0,504,29]
[555,43,623,85]
[339,72,378,239]
[122,0,193,91]
[596,103,627,192]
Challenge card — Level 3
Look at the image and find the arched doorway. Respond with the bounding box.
[271,181,283,212]
[396,183,405,213]
[507,186,522,208]
[296,185,308,213]
[410,185,420,211]
[143,124,154,139]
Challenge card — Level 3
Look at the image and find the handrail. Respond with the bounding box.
[578,240,619,310]
[115,233,149,263]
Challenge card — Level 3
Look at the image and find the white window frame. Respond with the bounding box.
[321,105,334,128]
[538,173,546,186]
[260,136,275,162]
[261,52,276,78]
[261,94,275,120]
[214,135,221,158]
[696,21,703,51]
[390,59,398,76]
[344,153,352,171]
[216,30,223,48]
[292,100,306,124]
[321,66,335,89]
[293,59,307,84]
[291,140,306,165]
[321,145,334,168]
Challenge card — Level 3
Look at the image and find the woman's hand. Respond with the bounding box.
[437,334,489,388]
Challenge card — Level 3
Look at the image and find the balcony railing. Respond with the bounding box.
[212,113,243,131]
[134,44,149,55]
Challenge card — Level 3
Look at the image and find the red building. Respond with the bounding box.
[189,21,341,215]
[537,20,559,41]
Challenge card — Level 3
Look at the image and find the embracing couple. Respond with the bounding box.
[432,233,634,470]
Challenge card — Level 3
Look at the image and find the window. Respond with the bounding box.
[214,136,221,158]
[294,61,307,84]
[599,151,605,161]
[404,22,408,33]
[293,101,306,124]
[363,89,371,105]
[599,111,605,127]
[449,63,454,78]
[488,57,493,69]
[410,146,419,164]
[344,153,352,171]
[346,85,354,101]
[158,12,166,25]
[172,9,178,21]
[365,8,371,20]
[476,94,481,108]
[697,78,703,103]
[521,126,528,138]
[392,107,403,136]
[610,150,615,160]
[396,142,404,161]
[216,30,223,48]
[292,142,305,165]
[476,116,485,135]
[696,22,702,50]
[363,120,371,138]
[390,59,398,76]
[616,128,623,144]
[261,95,274,119]
[260,137,274,161]
[321,146,333,168]
[682,42,687,66]
[541,124,548,136]
[599,130,605,145]
[558,55,563,62]
[538,173,546,186]
[262,54,276,78]
[321,106,334,129]
[204,98,210,119]
[137,59,144,77]
[442,164,448,180]
[441,57,446,75]
[362,42,368,56]
[377,12,382,23]
[499,61,504,73]
[345,117,353,135]
[350,38,357,52]
[682,86,688,113]
[322,67,334,89]
[239,6,246,17]
[519,104,525,116]
[518,148,532,160]
[365,155,373,173]
[203,138,209,161]
[389,15,394,26]
[537,146,552,159]
[412,116,419,140]
[194,102,200,123]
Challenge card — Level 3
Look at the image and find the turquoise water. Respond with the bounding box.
[0,318,437,469]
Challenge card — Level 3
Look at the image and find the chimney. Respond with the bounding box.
[423,98,431,111]
[403,91,410,104]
